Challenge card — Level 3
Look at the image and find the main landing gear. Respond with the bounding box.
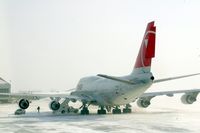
[97,106,106,115]
[80,103,132,115]
[112,106,121,114]
[122,104,132,114]
[112,104,132,114]
[80,104,89,115]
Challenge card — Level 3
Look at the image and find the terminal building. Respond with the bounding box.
[0,77,11,103]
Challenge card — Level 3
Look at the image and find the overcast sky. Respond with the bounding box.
[0,0,200,93]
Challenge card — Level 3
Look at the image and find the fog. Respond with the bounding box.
[1,98,200,133]
[0,0,200,93]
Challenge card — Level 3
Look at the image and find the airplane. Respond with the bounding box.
[0,77,11,103]
[1,21,200,115]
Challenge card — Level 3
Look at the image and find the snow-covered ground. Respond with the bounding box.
[0,96,200,133]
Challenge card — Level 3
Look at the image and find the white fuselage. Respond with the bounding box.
[71,72,154,106]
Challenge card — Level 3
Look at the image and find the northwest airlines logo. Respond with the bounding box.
[141,39,148,67]
[144,39,148,48]
[141,31,155,67]
[134,28,156,68]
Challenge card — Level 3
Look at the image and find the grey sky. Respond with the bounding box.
[0,0,200,92]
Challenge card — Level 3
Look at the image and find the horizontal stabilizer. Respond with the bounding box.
[97,74,135,84]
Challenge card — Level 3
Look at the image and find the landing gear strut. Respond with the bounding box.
[80,103,89,115]
[97,106,106,115]
[123,104,132,113]
[112,106,121,114]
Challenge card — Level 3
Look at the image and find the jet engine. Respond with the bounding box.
[49,100,60,111]
[19,99,30,109]
[181,94,197,104]
[137,99,151,108]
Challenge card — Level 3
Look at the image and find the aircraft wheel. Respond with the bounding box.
[97,109,106,115]
[112,108,121,114]
[80,107,89,115]
[123,108,132,113]
[61,110,65,114]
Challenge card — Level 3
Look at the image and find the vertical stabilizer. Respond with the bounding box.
[132,21,156,74]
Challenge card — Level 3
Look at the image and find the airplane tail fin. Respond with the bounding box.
[132,21,156,74]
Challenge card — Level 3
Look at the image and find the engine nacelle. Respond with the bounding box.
[137,99,151,108]
[19,99,29,109]
[49,101,60,111]
[71,98,77,103]
[181,94,197,104]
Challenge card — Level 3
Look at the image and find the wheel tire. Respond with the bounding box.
[97,109,106,115]
[117,109,121,114]
[81,110,85,115]
[97,110,101,114]
[81,108,89,115]
[102,110,106,114]
[123,108,132,114]
[85,109,89,115]
[61,110,65,114]
[112,109,121,114]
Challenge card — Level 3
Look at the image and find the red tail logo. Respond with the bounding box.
[134,21,156,68]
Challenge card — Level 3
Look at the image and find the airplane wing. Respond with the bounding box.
[140,89,200,98]
[153,73,200,83]
[0,92,90,102]
[136,89,200,108]
[0,92,95,112]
